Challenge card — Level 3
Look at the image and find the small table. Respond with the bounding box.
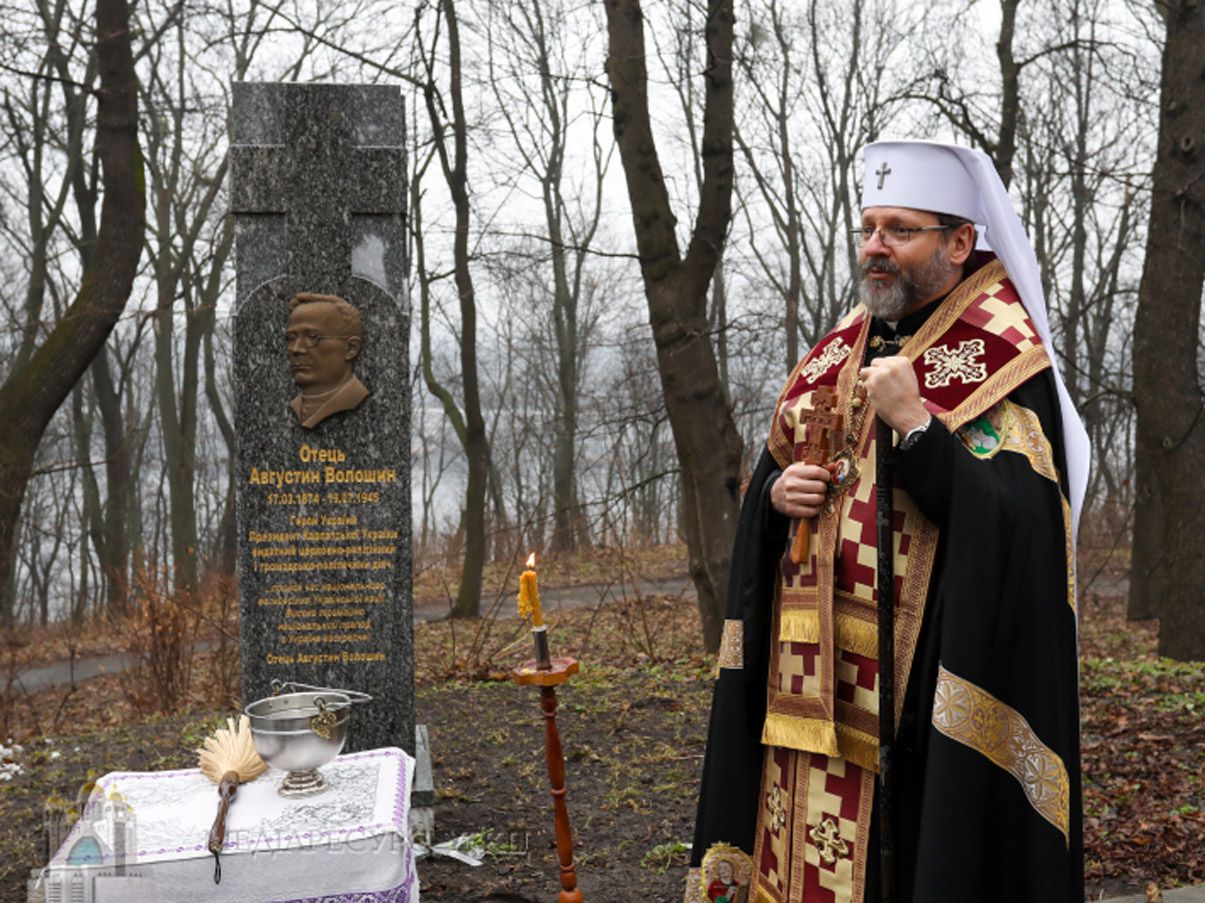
[37,747,418,902]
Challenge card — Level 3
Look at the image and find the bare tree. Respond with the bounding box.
[648,0,735,397]
[413,0,490,616]
[733,0,902,373]
[139,3,231,603]
[604,0,741,650]
[0,0,145,626]
[733,1,807,370]
[1018,0,1150,520]
[597,327,679,546]
[1129,0,1204,659]
[485,0,609,552]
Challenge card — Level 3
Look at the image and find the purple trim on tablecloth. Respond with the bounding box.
[268,878,415,903]
[392,750,409,835]
[81,747,413,864]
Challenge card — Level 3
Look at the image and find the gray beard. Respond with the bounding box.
[859,245,957,320]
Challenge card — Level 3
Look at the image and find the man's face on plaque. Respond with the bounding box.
[286,302,360,394]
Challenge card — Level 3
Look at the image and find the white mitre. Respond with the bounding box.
[861,139,1090,539]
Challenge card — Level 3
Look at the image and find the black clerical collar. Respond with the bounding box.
[867,290,950,358]
[897,291,947,333]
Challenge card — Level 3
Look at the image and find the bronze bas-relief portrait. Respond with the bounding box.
[286,292,369,429]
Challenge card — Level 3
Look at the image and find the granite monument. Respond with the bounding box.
[229,83,421,777]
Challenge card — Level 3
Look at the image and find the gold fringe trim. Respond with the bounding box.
[762,713,840,757]
[836,722,881,773]
[836,614,878,659]
[779,608,820,643]
[778,609,878,660]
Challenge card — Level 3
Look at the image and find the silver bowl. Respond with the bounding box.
[245,689,356,797]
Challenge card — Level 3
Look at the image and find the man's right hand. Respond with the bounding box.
[771,463,833,519]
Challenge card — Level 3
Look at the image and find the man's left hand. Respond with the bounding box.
[858,356,929,435]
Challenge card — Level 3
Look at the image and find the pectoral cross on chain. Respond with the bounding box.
[876,161,892,189]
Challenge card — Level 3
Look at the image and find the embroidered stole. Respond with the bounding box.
[751,260,1051,903]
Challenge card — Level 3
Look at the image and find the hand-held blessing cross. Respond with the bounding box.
[789,385,843,564]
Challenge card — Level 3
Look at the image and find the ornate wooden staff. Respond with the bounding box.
[875,417,897,903]
[514,555,584,903]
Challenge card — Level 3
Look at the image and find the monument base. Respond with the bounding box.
[413,723,434,808]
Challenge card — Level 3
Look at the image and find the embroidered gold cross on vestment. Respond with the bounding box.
[766,785,788,834]
[808,817,850,865]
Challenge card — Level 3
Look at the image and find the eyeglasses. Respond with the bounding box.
[849,224,950,248]
[285,330,352,349]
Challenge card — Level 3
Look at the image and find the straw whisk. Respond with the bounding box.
[198,715,267,883]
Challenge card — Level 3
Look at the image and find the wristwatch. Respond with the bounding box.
[898,416,932,452]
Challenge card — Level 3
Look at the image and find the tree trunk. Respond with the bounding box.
[91,350,132,618]
[0,0,144,626]
[200,219,237,581]
[547,142,589,553]
[421,0,487,618]
[71,381,103,621]
[1129,442,1164,621]
[495,0,603,555]
[152,244,201,603]
[994,0,1020,188]
[1129,0,1205,659]
[711,258,731,403]
[146,33,228,602]
[550,381,585,552]
[52,12,132,620]
[604,0,742,651]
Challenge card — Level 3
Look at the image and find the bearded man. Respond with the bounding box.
[687,141,1089,903]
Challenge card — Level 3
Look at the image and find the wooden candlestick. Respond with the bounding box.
[514,657,583,903]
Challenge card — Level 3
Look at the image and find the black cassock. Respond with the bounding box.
[691,308,1084,903]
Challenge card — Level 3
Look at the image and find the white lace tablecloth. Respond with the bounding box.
[39,746,418,902]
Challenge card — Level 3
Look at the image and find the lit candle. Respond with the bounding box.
[518,552,544,627]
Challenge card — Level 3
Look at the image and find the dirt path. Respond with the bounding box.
[14,578,693,694]
[14,638,223,694]
[16,564,1124,695]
